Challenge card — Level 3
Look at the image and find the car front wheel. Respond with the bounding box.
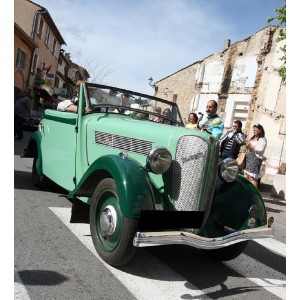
[202,241,248,261]
[90,178,137,267]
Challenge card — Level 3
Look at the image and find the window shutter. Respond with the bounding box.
[16,48,21,68]
[23,53,27,70]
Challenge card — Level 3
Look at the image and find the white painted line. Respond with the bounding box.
[50,207,211,300]
[14,268,31,300]
[224,254,286,299]
[50,207,286,300]
[254,238,286,257]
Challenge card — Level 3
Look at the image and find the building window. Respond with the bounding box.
[58,56,62,65]
[31,53,38,73]
[54,76,59,88]
[16,48,27,71]
[52,38,57,54]
[44,26,50,46]
[38,18,44,36]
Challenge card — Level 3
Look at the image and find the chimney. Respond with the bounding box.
[223,39,231,50]
[65,52,71,61]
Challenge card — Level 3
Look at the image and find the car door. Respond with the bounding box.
[40,109,78,191]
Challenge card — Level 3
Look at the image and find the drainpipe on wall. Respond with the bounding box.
[31,8,47,41]
[29,8,47,103]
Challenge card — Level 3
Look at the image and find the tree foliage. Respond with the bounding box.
[268,2,286,83]
[74,57,116,85]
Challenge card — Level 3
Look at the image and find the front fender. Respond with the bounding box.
[200,174,268,238]
[68,155,153,220]
[21,131,43,176]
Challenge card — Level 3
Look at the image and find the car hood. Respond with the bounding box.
[84,113,212,154]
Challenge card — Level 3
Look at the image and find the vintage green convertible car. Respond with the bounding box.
[23,82,274,267]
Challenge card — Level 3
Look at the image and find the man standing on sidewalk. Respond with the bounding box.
[14,90,31,140]
[198,100,224,139]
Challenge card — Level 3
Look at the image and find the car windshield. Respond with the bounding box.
[85,83,184,126]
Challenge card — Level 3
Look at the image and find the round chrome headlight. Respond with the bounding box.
[147,147,172,174]
[218,158,239,182]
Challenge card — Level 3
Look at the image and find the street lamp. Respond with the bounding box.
[148,77,155,88]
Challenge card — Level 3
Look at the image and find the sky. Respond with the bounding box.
[30,0,284,94]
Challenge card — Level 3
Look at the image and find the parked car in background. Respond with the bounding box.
[22,82,274,267]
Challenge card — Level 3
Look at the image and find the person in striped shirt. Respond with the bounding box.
[219,120,246,161]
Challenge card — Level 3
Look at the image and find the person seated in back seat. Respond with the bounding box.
[57,99,78,112]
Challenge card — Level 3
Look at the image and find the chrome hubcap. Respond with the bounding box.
[100,205,117,236]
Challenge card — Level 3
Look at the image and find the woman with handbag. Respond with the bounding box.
[244,124,267,187]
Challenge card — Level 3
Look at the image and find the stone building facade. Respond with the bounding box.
[153,26,286,177]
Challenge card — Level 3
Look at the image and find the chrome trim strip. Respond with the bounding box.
[133,227,274,249]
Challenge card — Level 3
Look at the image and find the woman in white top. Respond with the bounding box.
[244,124,267,187]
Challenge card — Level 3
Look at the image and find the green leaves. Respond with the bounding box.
[268,2,286,83]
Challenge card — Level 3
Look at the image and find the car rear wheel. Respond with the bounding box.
[90,178,137,266]
[202,241,248,261]
[32,156,50,189]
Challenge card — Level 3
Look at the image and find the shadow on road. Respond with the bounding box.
[16,269,69,286]
[14,169,68,194]
[14,130,33,156]
[14,170,36,191]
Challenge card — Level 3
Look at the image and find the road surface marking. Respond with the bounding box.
[50,207,286,300]
[254,238,286,257]
[14,268,31,300]
[50,207,210,300]
[224,254,286,299]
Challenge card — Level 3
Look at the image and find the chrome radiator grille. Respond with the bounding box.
[95,131,153,155]
[203,140,219,211]
[173,136,208,211]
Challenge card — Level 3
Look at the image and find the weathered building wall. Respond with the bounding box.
[14,26,36,94]
[154,26,286,171]
[250,29,286,166]
[154,63,198,123]
[14,0,38,36]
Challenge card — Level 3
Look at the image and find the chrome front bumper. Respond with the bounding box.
[133,226,274,249]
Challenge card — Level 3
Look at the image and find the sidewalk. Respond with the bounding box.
[259,179,286,227]
[258,169,286,226]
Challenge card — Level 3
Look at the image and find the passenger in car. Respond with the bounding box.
[185,113,198,129]
[152,107,162,122]
[57,99,91,113]
[57,100,78,112]
[162,108,172,124]
[119,93,132,113]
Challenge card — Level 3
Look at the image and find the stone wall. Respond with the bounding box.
[154,26,286,170]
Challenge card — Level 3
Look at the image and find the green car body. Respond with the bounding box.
[23,83,273,266]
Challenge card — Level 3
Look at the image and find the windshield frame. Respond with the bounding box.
[84,83,184,126]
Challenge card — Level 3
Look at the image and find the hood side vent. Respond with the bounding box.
[95,131,153,155]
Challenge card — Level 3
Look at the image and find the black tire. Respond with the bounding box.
[202,241,248,261]
[90,178,137,266]
[32,156,50,189]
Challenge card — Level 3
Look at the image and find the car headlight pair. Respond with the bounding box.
[147,148,239,182]
[218,158,239,182]
[147,147,172,174]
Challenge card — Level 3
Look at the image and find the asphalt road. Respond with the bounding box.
[14,130,286,300]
